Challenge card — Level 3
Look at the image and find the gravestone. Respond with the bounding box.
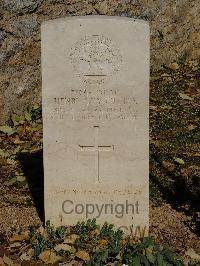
[42,16,149,236]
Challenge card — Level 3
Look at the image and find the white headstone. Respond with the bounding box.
[42,16,149,237]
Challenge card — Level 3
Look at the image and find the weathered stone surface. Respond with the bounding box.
[94,1,109,15]
[0,37,23,65]
[3,66,41,116]
[11,16,39,38]
[3,0,43,14]
[1,0,200,124]
[42,16,149,233]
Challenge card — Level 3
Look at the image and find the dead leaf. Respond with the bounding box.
[4,178,17,186]
[39,250,62,264]
[10,242,22,249]
[0,245,9,257]
[32,124,42,132]
[161,73,171,77]
[64,234,79,244]
[188,124,197,130]
[13,138,25,145]
[169,62,179,70]
[98,239,108,249]
[9,232,29,243]
[162,160,175,172]
[6,158,17,165]
[150,139,161,148]
[75,250,90,261]
[54,243,72,252]
[186,86,199,96]
[12,114,25,125]
[20,252,32,261]
[38,226,45,235]
[179,92,193,101]
[150,105,160,112]
[16,175,26,182]
[0,149,10,158]
[0,157,7,166]
[173,157,185,165]
[160,105,172,110]
[185,248,200,261]
[3,255,15,266]
[150,76,160,81]
[24,111,32,122]
[0,257,5,266]
[26,248,34,258]
[6,196,25,205]
[12,114,21,126]
[0,126,15,136]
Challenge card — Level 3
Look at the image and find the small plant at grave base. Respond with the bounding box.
[29,221,67,258]
[72,218,100,242]
[26,220,185,265]
[123,237,184,266]
[87,223,124,265]
[29,225,47,258]
[30,105,42,121]
[45,220,66,243]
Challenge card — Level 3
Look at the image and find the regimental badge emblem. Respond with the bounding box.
[69,35,122,84]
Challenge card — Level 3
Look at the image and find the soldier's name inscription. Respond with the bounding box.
[53,88,138,121]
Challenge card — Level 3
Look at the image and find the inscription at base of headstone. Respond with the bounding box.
[42,16,149,236]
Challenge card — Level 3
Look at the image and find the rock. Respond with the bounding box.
[12,17,39,38]
[3,0,43,14]
[0,31,7,42]
[0,39,23,65]
[139,8,156,20]
[66,5,77,14]
[3,66,41,125]
[94,0,109,14]
[85,4,94,15]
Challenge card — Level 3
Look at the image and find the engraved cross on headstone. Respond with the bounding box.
[78,126,114,183]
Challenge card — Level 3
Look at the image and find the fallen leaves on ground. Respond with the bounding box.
[39,250,62,264]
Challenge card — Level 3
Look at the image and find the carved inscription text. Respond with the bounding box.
[53,89,137,121]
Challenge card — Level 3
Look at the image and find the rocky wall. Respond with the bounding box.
[0,0,199,124]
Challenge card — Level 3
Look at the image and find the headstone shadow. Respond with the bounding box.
[18,150,45,224]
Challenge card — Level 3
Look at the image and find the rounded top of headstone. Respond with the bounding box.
[41,15,149,28]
